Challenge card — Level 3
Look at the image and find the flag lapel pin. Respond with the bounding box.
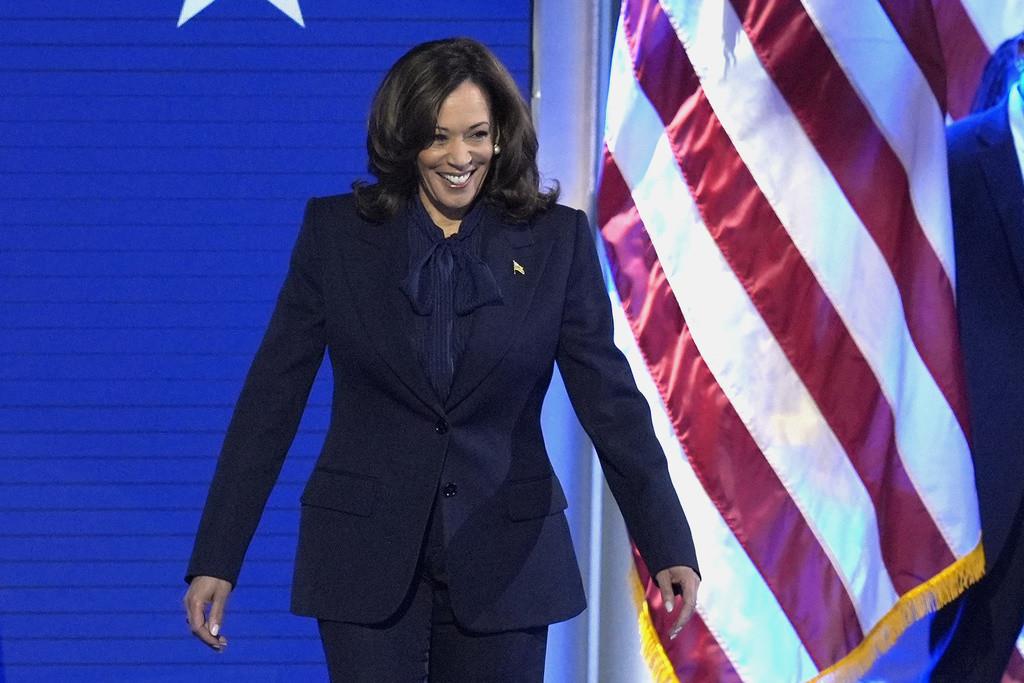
[513,260,526,276]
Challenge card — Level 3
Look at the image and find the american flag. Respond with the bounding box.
[596,1,1024,680]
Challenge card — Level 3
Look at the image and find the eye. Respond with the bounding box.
[432,133,448,144]
[471,130,490,139]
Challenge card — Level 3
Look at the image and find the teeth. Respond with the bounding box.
[440,171,471,185]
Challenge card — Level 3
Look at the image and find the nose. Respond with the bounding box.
[447,139,473,168]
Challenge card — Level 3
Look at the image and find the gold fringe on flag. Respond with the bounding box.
[630,567,682,683]
[630,540,986,683]
[812,540,985,682]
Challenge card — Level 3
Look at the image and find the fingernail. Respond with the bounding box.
[210,623,219,637]
[670,628,681,640]
[665,599,674,613]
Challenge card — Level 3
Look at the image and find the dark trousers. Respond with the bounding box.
[317,498,548,682]
[930,495,1024,682]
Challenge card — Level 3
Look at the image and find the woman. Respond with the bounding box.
[183,37,700,681]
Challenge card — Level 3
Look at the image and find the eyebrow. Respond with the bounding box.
[435,122,491,131]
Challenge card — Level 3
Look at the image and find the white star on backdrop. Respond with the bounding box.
[177,0,305,27]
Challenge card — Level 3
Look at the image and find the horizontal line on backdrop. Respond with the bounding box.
[0,67,529,75]
[0,222,292,226]
[0,68,388,73]
[0,351,259,356]
[0,532,296,538]
[2,249,287,253]
[0,507,289,512]
[0,455,317,460]
[0,480,308,485]
[11,583,292,589]
[2,274,280,278]
[1,662,325,667]
[0,608,291,616]
[0,557,292,565]
[0,300,275,304]
[3,635,317,641]
[4,16,524,23]
[0,428,324,434]
[3,169,356,174]
[0,197,309,200]
[0,377,300,381]
[4,634,315,643]
[3,92,365,98]
[1,42,524,49]
[0,120,365,125]
[0,558,292,563]
[0,403,329,408]
[3,325,268,329]
[0,507,284,512]
[0,143,360,149]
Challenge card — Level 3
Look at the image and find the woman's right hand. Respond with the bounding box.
[183,575,232,651]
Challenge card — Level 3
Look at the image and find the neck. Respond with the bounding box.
[418,189,465,237]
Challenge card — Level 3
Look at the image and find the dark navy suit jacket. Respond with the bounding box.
[948,101,1024,570]
[185,193,698,632]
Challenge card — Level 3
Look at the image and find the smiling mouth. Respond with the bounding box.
[438,170,473,188]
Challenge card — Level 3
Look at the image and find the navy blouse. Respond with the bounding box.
[400,196,503,401]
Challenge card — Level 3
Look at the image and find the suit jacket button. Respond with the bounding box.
[442,482,458,497]
[434,419,449,434]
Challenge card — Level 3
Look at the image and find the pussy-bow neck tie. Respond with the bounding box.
[400,196,504,401]
[400,197,503,316]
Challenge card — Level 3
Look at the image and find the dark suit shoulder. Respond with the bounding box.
[947,100,1008,164]
[527,202,586,244]
[313,192,356,208]
[311,192,359,222]
[532,202,582,225]
[303,192,388,245]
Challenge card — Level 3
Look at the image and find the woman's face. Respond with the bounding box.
[416,80,495,230]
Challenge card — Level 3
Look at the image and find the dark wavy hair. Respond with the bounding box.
[971,32,1024,114]
[352,37,558,223]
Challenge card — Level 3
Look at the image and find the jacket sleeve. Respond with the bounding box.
[555,208,699,577]
[185,197,327,588]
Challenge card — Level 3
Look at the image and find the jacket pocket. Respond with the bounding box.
[507,475,568,521]
[300,468,378,517]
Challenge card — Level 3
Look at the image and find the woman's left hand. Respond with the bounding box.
[654,565,700,639]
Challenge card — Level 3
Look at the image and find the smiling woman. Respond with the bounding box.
[353,37,558,225]
[182,36,700,683]
[415,82,496,236]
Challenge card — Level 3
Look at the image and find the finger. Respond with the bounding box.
[655,572,676,614]
[185,594,220,648]
[670,574,700,638]
[671,587,696,632]
[207,588,229,648]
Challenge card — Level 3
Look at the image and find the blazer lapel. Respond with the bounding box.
[977,100,1024,296]
[445,208,555,411]
[341,210,444,415]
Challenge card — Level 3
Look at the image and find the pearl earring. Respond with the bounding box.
[493,144,501,155]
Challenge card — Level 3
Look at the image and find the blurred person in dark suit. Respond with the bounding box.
[930,31,1024,682]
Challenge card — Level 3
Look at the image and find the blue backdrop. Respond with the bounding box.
[0,2,532,680]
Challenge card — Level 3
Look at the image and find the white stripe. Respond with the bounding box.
[958,0,1024,51]
[606,21,897,631]
[599,227,818,682]
[660,0,980,558]
[799,0,956,287]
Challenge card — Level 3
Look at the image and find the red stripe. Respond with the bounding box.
[600,149,864,669]
[933,0,993,120]
[730,0,970,438]
[1004,645,1024,683]
[876,0,948,112]
[624,0,956,593]
[632,544,743,683]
